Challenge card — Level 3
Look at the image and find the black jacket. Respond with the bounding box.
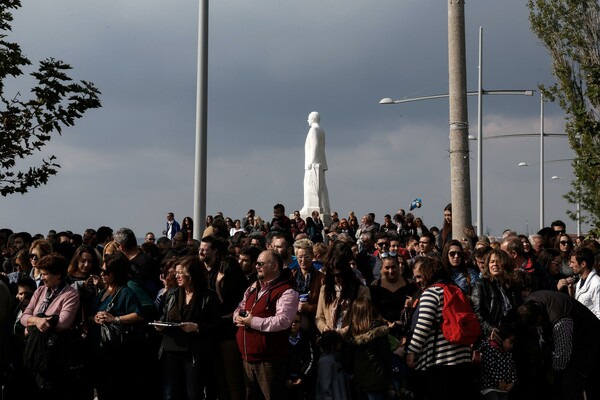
[471,278,521,336]
[345,323,392,392]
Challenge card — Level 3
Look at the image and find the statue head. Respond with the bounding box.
[307,111,320,126]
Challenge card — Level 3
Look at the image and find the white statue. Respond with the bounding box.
[300,111,330,223]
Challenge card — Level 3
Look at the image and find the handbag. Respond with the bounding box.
[100,321,134,349]
[98,287,135,349]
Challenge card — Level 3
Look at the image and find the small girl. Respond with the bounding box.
[316,330,350,400]
[345,297,394,400]
[480,325,518,400]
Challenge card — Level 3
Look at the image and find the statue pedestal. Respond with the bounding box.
[299,207,331,228]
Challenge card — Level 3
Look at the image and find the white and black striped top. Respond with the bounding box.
[407,285,473,370]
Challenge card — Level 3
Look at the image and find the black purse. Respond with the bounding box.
[99,288,135,349]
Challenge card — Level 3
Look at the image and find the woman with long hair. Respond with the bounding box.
[315,241,370,334]
[535,248,570,293]
[441,239,480,296]
[181,217,194,241]
[369,255,417,339]
[471,249,522,343]
[229,219,244,237]
[437,203,452,250]
[67,245,102,346]
[554,233,574,277]
[518,234,535,272]
[67,245,101,286]
[414,217,428,237]
[155,255,220,400]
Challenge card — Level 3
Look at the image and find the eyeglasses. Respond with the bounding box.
[376,242,389,247]
[449,251,463,258]
[560,241,572,246]
[29,254,39,261]
[380,252,398,259]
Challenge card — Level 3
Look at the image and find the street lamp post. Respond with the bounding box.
[380,83,534,237]
[381,28,534,238]
[193,0,209,240]
[448,0,471,243]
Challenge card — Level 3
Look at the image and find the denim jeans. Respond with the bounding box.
[162,351,206,400]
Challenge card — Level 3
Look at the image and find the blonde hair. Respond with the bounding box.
[293,238,314,256]
[103,240,119,257]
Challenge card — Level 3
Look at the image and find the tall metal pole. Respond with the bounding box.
[540,93,545,230]
[476,26,483,237]
[193,0,208,240]
[448,0,472,238]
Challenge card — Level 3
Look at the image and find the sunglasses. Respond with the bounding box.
[560,241,572,246]
[100,269,111,276]
[256,261,271,267]
[29,254,39,261]
[449,251,463,258]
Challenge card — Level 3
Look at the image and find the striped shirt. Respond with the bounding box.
[407,285,473,370]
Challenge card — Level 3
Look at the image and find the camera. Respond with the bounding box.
[239,310,248,317]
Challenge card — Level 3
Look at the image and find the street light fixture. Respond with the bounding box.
[381,28,534,237]
[381,85,535,237]
[518,158,577,234]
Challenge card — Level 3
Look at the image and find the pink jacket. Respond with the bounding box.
[21,284,80,332]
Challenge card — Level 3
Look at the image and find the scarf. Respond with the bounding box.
[295,269,313,294]
[37,280,67,315]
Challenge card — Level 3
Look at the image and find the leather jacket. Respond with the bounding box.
[471,278,521,336]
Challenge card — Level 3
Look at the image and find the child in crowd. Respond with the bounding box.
[286,312,316,400]
[345,297,394,400]
[479,325,518,400]
[315,330,350,400]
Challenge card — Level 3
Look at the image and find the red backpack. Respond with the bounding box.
[432,283,481,345]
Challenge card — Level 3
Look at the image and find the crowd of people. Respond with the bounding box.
[0,204,599,400]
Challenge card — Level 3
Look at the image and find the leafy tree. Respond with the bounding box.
[528,0,600,232]
[0,0,101,195]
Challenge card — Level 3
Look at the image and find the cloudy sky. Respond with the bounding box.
[0,0,584,238]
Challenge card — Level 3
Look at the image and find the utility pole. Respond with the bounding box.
[193,0,209,240]
[448,0,472,239]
